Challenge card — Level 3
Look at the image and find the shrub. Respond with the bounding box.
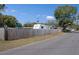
[62,29,71,32]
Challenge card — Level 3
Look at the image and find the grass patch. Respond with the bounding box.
[0,32,64,51]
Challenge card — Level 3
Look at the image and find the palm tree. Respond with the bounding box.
[0,4,5,11]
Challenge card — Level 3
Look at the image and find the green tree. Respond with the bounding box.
[16,22,22,27]
[23,22,37,27]
[2,15,18,27]
[0,4,6,27]
[76,14,79,25]
[0,4,22,28]
[54,5,77,31]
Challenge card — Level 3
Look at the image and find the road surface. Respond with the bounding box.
[0,32,79,55]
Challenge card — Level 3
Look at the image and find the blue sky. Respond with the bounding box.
[2,4,79,24]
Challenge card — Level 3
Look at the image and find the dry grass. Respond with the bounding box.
[0,32,64,51]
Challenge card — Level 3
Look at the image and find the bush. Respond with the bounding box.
[76,27,79,30]
[62,29,71,32]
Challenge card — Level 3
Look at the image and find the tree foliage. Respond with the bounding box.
[0,4,5,27]
[0,14,22,27]
[54,5,77,27]
[16,22,22,27]
[23,22,37,27]
[0,4,5,12]
[0,4,22,27]
[54,5,77,32]
[1,15,18,27]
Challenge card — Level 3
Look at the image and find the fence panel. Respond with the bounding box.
[0,28,58,40]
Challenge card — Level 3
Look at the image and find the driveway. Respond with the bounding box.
[0,32,79,55]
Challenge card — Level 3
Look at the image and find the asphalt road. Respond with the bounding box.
[0,32,79,55]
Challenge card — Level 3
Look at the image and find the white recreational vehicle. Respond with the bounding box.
[33,24,49,29]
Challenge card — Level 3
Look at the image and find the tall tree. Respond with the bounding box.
[0,4,5,11]
[2,15,18,27]
[54,5,77,31]
[0,4,6,27]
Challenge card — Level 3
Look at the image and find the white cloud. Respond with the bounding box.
[46,16,55,20]
[5,9,16,12]
[11,9,16,12]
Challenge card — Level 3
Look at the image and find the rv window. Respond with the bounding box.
[41,26,44,29]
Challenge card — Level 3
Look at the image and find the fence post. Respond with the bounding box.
[4,25,8,40]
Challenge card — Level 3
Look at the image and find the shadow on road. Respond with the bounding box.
[64,31,79,33]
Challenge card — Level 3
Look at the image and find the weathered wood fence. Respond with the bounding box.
[0,28,58,40]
